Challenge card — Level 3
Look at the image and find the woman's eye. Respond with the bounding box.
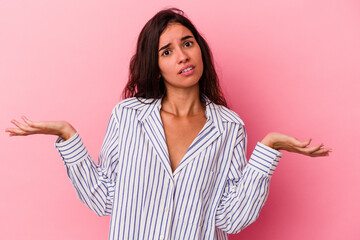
[162,50,171,56]
[184,41,193,47]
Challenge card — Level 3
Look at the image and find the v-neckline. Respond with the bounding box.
[140,97,223,178]
[159,108,208,173]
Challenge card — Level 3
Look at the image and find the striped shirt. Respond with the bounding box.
[55,97,282,240]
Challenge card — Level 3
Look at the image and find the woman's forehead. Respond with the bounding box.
[159,23,193,45]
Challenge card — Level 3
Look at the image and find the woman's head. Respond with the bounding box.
[123,8,227,107]
[158,21,204,95]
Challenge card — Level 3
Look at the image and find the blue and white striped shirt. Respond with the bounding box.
[55,97,282,240]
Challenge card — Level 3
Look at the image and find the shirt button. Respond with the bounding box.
[160,235,164,240]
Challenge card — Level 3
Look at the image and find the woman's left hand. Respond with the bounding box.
[261,132,332,157]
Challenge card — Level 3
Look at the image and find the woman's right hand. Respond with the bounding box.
[5,116,76,141]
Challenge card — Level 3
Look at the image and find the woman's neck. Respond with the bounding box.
[161,86,205,117]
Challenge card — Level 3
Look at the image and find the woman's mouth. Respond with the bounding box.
[179,66,195,76]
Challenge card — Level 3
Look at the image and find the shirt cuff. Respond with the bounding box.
[248,142,282,176]
[54,132,89,165]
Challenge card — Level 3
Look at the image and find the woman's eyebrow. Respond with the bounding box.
[158,35,194,52]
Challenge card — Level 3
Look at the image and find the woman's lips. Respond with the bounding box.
[180,68,195,76]
[178,66,195,76]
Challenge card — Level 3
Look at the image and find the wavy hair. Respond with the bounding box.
[122,8,227,107]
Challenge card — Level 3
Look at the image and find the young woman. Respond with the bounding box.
[6,8,331,240]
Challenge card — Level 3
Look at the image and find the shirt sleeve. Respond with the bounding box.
[215,126,282,233]
[54,108,120,216]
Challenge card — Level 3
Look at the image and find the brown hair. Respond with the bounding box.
[122,8,227,107]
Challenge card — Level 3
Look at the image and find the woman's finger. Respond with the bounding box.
[292,143,323,155]
[11,120,31,131]
[22,117,60,132]
[22,116,46,129]
[297,147,331,157]
[309,147,332,157]
[296,138,312,148]
[286,135,311,149]
[22,116,35,127]
[307,143,324,154]
[6,127,28,136]
[10,119,40,134]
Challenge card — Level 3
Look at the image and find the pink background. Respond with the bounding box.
[1,0,359,239]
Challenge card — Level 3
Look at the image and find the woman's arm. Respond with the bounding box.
[215,128,331,234]
[6,113,120,216]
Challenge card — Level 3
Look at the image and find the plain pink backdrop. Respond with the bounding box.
[1,0,359,239]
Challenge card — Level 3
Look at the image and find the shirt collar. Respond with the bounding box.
[204,96,224,134]
[136,96,224,134]
[136,98,161,122]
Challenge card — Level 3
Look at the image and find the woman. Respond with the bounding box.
[6,8,331,240]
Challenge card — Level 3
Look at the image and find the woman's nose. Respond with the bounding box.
[177,48,189,63]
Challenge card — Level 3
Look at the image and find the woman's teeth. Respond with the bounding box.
[181,67,193,73]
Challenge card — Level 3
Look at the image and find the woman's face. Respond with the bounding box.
[158,23,203,91]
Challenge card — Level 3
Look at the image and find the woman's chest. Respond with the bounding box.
[160,112,207,172]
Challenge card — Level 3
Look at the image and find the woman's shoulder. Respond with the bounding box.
[208,102,245,126]
[113,97,156,110]
[111,97,160,119]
